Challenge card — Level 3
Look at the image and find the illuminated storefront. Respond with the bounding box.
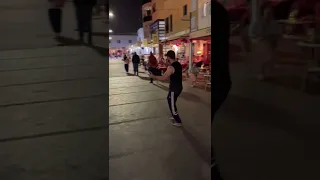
[149,19,166,57]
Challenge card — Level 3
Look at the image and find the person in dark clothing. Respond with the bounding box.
[148,52,160,83]
[149,50,183,127]
[131,52,140,75]
[211,1,232,180]
[73,0,97,44]
[48,0,66,38]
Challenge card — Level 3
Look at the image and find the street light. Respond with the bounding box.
[109,29,113,33]
[109,37,112,40]
[109,12,114,17]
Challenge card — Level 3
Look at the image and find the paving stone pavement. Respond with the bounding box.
[108,60,211,180]
[0,46,109,180]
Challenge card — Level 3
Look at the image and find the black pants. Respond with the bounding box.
[124,64,129,73]
[75,5,93,42]
[48,8,62,34]
[133,63,139,74]
[167,89,182,123]
[211,87,230,180]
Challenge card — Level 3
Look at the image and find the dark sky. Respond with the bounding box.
[109,0,143,34]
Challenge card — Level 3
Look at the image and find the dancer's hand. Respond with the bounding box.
[149,72,155,79]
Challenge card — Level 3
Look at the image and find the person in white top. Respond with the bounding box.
[123,54,130,73]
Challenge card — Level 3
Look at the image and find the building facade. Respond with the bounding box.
[109,35,137,55]
[142,0,153,43]
[141,0,168,57]
[189,0,211,69]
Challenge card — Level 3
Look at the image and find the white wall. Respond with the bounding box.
[137,28,144,42]
[197,0,211,30]
[109,35,137,49]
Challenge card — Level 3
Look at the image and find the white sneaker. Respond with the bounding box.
[169,117,174,120]
[172,122,182,127]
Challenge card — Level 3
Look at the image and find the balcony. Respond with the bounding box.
[143,15,152,22]
[142,0,151,5]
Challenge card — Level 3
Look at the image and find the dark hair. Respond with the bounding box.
[165,50,176,60]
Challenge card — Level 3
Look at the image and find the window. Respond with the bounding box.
[165,17,169,33]
[183,5,188,16]
[169,15,173,32]
[129,40,132,43]
[152,3,156,13]
[117,40,121,43]
[146,9,151,16]
[203,2,210,17]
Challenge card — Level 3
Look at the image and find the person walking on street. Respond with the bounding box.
[141,54,147,70]
[148,52,159,83]
[48,0,66,39]
[73,0,97,44]
[132,52,140,76]
[123,54,129,73]
[149,50,183,127]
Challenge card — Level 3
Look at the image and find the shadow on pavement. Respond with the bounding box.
[181,127,210,165]
[138,76,151,81]
[55,36,82,46]
[54,36,108,57]
[87,44,108,57]
[126,73,136,76]
[92,32,108,37]
[152,83,210,107]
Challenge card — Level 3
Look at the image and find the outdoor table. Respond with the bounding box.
[283,34,306,41]
[200,67,209,72]
[203,74,211,90]
[297,42,320,66]
[295,42,320,90]
[278,20,320,25]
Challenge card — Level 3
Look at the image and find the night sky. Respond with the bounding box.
[109,0,143,34]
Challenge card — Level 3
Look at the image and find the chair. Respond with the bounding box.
[273,42,320,91]
[205,75,211,91]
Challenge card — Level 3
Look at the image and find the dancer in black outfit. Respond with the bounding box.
[211,1,231,180]
[149,50,183,127]
[73,0,97,44]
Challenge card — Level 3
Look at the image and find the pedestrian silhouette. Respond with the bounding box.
[73,0,97,44]
[48,0,66,39]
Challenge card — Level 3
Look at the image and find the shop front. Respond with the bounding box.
[163,39,189,60]
[189,27,211,68]
[163,29,191,60]
[109,47,127,58]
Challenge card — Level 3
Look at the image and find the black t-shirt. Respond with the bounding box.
[211,1,231,90]
[169,61,183,91]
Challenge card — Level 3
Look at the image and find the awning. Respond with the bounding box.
[163,29,190,42]
[189,27,211,39]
